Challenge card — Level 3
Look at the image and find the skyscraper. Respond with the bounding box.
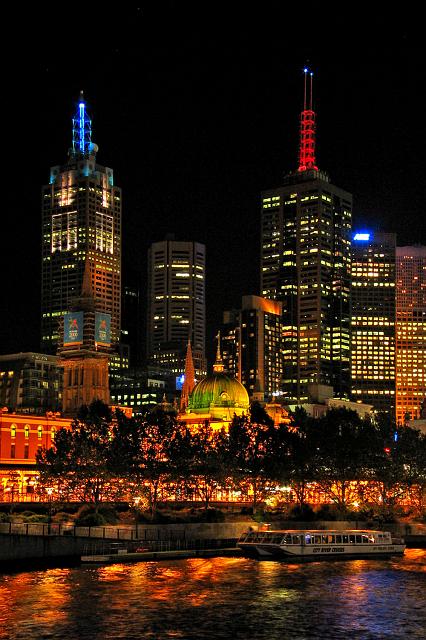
[395,246,426,423]
[221,296,283,402]
[351,232,396,414]
[147,237,206,379]
[41,93,121,354]
[260,70,352,403]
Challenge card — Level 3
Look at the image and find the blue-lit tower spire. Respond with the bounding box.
[72,91,94,157]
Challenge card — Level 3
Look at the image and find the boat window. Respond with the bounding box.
[292,535,302,544]
[356,535,362,543]
[314,535,322,544]
[305,534,311,544]
[335,535,342,544]
[362,535,369,544]
[342,535,349,543]
[349,535,356,544]
[271,535,284,544]
[283,534,292,544]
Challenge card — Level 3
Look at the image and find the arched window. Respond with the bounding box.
[37,425,43,440]
[51,427,56,441]
[24,425,30,439]
[11,424,17,438]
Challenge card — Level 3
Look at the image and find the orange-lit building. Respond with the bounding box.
[395,246,426,423]
[0,409,71,500]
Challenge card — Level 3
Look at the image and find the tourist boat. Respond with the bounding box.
[237,529,405,560]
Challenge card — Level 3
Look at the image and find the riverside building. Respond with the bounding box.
[260,70,352,403]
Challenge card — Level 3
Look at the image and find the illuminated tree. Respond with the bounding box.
[185,422,228,510]
[36,400,125,509]
[313,408,368,512]
[274,407,317,508]
[227,404,276,512]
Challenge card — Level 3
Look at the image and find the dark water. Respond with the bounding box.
[0,550,425,640]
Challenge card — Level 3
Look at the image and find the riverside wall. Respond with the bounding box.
[1,520,425,564]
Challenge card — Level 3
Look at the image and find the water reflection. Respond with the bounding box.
[0,550,425,639]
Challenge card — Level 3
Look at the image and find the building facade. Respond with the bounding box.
[395,246,426,423]
[260,71,352,404]
[0,353,62,414]
[41,93,121,354]
[351,232,396,414]
[57,262,111,417]
[0,409,70,501]
[147,238,206,379]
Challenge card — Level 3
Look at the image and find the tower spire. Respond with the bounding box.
[72,91,94,158]
[180,339,196,412]
[213,331,225,373]
[298,68,318,172]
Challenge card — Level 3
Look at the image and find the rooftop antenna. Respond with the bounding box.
[298,68,318,172]
[72,91,93,157]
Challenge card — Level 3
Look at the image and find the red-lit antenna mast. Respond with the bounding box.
[298,68,318,172]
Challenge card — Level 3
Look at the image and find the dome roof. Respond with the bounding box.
[188,372,250,416]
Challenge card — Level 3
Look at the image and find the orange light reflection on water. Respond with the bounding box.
[0,568,72,637]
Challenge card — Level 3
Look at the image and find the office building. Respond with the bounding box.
[41,92,121,354]
[220,309,240,379]
[395,246,426,423]
[0,352,62,414]
[260,70,352,403]
[147,237,206,379]
[351,232,396,414]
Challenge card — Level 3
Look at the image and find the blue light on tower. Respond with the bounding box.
[72,91,92,156]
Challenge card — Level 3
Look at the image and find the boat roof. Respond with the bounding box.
[254,529,388,534]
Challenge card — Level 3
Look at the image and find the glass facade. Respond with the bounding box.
[351,232,396,414]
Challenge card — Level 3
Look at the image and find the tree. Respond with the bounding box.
[36,400,125,509]
[314,408,368,512]
[136,410,178,517]
[275,408,317,508]
[185,422,228,510]
[227,405,276,512]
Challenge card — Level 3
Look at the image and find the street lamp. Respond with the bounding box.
[46,487,53,535]
[133,496,141,539]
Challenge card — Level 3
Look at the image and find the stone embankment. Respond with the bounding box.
[1,520,425,566]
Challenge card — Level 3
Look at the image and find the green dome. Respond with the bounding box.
[188,372,250,417]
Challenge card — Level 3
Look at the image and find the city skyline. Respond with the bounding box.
[1,6,424,363]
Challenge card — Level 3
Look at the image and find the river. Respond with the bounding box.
[0,549,425,639]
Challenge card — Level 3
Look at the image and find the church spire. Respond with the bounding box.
[213,331,225,373]
[180,340,196,412]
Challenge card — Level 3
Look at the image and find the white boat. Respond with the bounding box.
[237,529,405,560]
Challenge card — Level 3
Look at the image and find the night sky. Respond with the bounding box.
[1,4,424,364]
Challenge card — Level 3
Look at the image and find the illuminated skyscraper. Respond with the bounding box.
[147,237,206,379]
[351,232,396,413]
[260,70,352,403]
[41,93,121,354]
[395,246,426,423]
